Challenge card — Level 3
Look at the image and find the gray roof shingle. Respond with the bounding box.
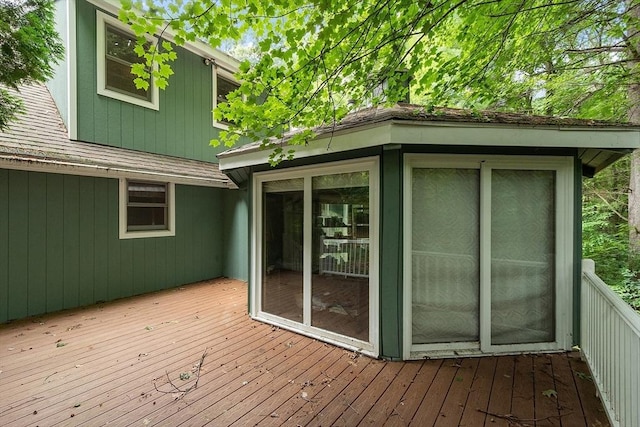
[0,84,232,188]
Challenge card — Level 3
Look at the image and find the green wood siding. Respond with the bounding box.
[0,171,227,323]
[223,189,249,282]
[75,1,228,162]
[379,148,403,359]
[0,170,8,322]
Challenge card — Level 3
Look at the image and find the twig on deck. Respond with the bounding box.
[153,349,208,400]
[43,371,58,384]
[476,409,573,426]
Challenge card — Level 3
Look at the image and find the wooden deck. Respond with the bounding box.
[0,278,609,426]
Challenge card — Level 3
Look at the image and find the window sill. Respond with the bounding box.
[119,229,175,240]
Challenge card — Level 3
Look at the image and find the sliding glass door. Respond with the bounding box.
[254,159,379,356]
[405,155,573,358]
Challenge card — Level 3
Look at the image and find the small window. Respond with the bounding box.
[119,179,175,239]
[127,181,167,230]
[213,69,240,128]
[96,11,159,110]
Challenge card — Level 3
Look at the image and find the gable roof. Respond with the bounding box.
[218,104,640,180]
[0,84,232,188]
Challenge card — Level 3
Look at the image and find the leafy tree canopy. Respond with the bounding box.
[121,0,640,161]
[0,0,64,130]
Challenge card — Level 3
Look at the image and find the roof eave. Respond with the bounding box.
[218,119,640,173]
[0,155,232,188]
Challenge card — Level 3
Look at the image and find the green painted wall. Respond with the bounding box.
[222,189,249,282]
[379,148,404,359]
[75,1,227,162]
[0,170,227,323]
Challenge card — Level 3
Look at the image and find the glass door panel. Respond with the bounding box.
[312,172,369,341]
[411,168,480,344]
[490,169,556,345]
[262,178,304,322]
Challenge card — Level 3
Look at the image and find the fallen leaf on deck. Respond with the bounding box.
[542,389,558,398]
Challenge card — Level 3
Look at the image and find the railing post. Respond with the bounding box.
[582,258,595,274]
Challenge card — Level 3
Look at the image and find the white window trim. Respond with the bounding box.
[96,10,159,110]
[212,66,239,129]
[119,178,175,239]
[252,158,380,357]
[402,154,574,360]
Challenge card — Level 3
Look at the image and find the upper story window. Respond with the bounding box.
[213,67,240,128]
[119,179,175,239]
[96,11,159,110]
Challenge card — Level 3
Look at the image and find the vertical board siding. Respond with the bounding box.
[63,175,80,309]
[0,172,225,323]
[78,178,96,306]
[27,173,47,316]
[75,1,226,163]
[0,170,9,322]
[7,171,29,320]
[222,190,249,281]
[46,174,64,312]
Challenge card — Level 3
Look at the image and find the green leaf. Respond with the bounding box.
[542,389,558,398]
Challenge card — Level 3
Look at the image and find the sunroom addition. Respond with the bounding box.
[218,104,640,360]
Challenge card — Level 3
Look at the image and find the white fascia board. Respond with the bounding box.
[390,121,640,149]
[0,156,229,188]
[218,123,393,171]
[219,120,640,171]
[85,0,239,71]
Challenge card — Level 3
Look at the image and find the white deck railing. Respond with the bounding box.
[319,238,369,278]
[581,259,640,427]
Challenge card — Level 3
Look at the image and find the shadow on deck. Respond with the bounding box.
[0,278,609,426]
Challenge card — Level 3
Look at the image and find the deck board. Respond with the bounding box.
[0,278,611,427]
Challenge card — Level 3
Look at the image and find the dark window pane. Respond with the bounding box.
[127,206,166,229]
